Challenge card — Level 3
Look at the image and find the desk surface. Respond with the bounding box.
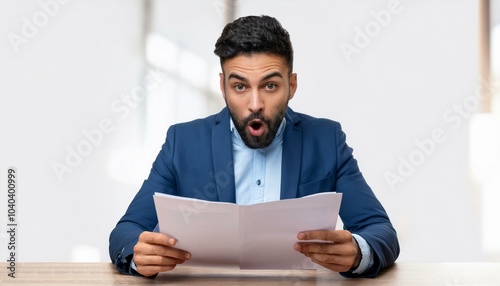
[1,262,500,285]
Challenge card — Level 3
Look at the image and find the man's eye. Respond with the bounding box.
[234,84,245,91]
[265,83,277,90]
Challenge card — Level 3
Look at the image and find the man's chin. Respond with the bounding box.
[242,133,274,149]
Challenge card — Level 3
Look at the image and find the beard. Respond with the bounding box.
[229,105,287,149]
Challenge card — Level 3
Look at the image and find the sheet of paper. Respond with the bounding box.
[153,192,342,269]
[153,194,240,267]
[238,193,342,269]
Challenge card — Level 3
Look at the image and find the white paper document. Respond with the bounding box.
[153,192,342,269]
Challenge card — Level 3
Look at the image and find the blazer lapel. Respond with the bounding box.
[280,108,302,199]
[211,107,236,203]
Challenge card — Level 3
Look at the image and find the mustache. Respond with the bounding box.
[243,112,266,125]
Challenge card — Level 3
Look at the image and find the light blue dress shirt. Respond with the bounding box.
[231,118,285,205]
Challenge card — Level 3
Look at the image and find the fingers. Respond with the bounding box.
[295,238,356,256]
[133,254,185,277]
[295,242,357,272]
[133,231,191,276]
[294,241,338,254]
[297,229,352,243]
[134,253,185,267]
[311,257,353,273]
[295,230,359,272]
[135,263,178,277]
[135,232,191,259]
[139,231,177,247]
[134,241,191,261]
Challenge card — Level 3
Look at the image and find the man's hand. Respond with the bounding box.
[294,230,361,273]
[133,231,191,277]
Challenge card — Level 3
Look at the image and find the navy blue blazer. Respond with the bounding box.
[109,107,399,278]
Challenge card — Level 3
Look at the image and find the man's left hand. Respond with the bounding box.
[294,230,361,272]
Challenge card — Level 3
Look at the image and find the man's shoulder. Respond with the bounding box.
[173,108,228,130]
[175,113,219,128]
[290,110,342,131]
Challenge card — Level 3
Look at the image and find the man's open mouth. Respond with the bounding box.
[247,119,265,136]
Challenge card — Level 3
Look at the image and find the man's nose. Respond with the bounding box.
[248,91,264,113]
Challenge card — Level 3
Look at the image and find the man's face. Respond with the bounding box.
[220,53,297,149]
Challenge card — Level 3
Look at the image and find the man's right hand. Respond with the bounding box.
[133,231,191,277]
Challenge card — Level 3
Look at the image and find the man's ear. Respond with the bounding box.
[288,73,298,100]
[219,72,226,99]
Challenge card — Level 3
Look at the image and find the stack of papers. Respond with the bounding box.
[153,192,342,269]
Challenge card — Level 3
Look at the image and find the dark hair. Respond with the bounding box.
[214,15,294,73]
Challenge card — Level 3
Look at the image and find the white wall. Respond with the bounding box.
[0,0,495,264]
[0,0,146,262]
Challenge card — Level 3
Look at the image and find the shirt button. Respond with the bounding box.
[256,179,261,186]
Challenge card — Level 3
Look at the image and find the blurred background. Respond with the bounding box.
[0,0,499,264]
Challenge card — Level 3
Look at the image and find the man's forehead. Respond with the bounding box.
[222,54,288,79]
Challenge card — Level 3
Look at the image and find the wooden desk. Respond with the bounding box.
[1,262,500,285]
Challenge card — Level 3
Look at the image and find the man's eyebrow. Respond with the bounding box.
[228,73,246,81]
[227,71,284,82]
[262,72,283,81]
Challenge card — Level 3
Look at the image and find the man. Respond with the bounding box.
[109,15,399,278]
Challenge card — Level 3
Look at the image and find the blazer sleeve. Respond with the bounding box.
[333,124,400,278]
[108,126,179,276]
